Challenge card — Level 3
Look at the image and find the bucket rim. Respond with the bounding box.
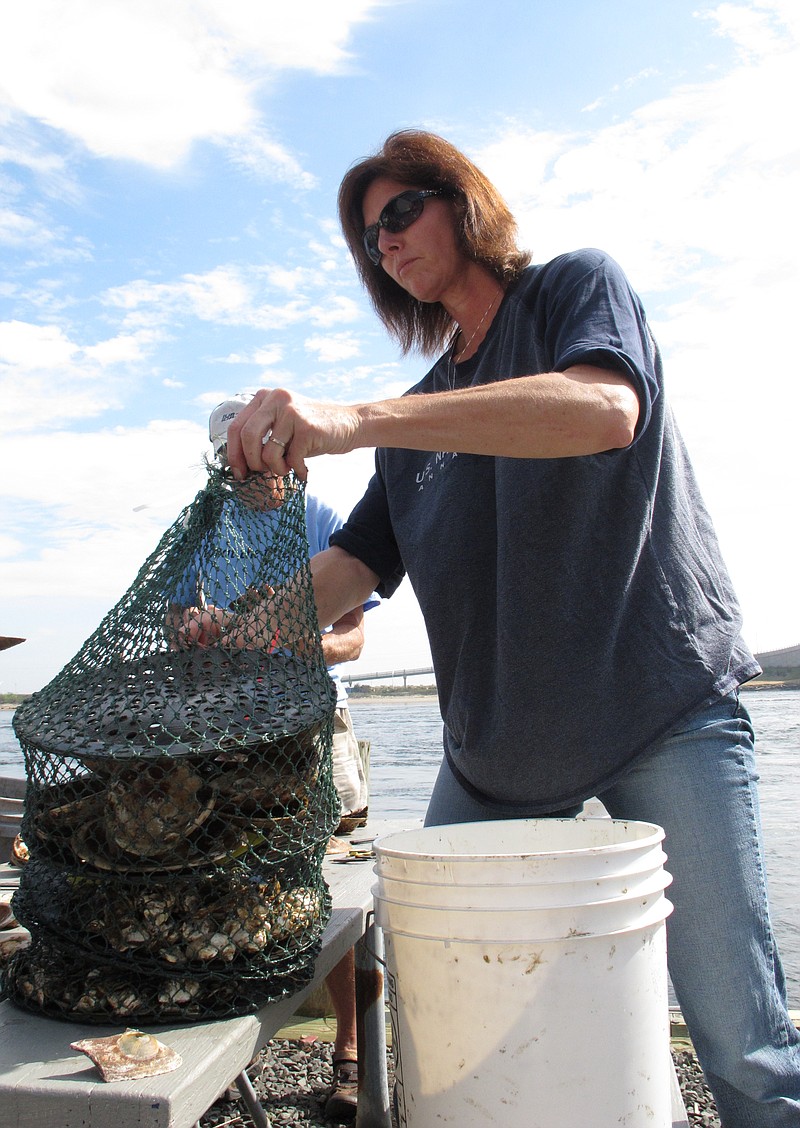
[374,818,665,863]
[376,894,674,943]
[372,866,672,902]
[372,870,672,914]
[373,854,669,892]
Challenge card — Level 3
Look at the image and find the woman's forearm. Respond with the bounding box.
[355,366,639,458]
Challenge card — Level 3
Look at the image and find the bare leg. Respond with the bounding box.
[324,948,359,1121]
[326,948,357,1059]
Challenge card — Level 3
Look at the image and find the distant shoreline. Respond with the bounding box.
[349,692,438,704]
[741,679,800,691]
[2,678,798,711]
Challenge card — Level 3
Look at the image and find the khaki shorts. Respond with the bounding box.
[331,706,368,816]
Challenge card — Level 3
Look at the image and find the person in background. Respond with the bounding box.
[170,397,377,1122]
[216,131,800,1126]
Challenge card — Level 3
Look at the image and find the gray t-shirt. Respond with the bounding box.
[331,249,759,810]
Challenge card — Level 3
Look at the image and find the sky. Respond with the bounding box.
[1,0,798,694]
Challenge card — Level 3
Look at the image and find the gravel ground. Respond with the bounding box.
[198,1038,721,1127]
[673,1048,723,1127]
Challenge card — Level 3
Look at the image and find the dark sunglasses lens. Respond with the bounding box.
[385,193,424,231]
[363,225,381,264]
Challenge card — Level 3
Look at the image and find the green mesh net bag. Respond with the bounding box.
[6,466,338,1024]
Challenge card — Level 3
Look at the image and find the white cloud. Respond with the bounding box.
[207,0,380,72]
[181,268,255,323]
[305,332,362,363]
[0,320,163,431]
[0,421,208,592]
[0,532,24,560]
[226,132,318,191]
[0,0,384,169]
[100,255,365,343]
[260,265,317,294]
[252,345,284,367]
[701,0,795,59]
[0,420,210,689]
[0,207,52,249]
[307,295,362,329]
[0,4,252,167]
[0,320,77,369]
[477,6,799,294]
[85,333,156,365]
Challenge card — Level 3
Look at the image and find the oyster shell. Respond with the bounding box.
[270,886,323,944]
[157,977,201,1015]
[214,751,320,827]
[71,1028,182,1082]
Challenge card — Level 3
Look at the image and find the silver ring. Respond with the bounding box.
[268,436,287,449]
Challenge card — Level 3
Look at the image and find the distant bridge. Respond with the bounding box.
[754,643,800,671]
[344,645,800,687]
[344,666,435,688]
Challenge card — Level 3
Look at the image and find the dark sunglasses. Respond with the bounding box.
[362,189,451,265]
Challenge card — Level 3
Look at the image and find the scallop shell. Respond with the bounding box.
[70,1028,182,1081]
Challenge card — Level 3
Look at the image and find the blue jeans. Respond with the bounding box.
[425,693,800,1127]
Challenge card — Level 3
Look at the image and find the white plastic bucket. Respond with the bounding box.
[374,819,674,1127]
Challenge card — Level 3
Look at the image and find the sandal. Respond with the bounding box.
[325,1056,358,1122]
[335,808,368,835]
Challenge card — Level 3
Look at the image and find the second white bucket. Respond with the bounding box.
[374,818,674,1128]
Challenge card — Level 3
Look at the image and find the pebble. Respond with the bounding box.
[199,1039,721,1127]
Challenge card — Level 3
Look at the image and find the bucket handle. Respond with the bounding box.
[363,910,387,968]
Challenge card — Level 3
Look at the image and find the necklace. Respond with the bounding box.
[448,290,501,388]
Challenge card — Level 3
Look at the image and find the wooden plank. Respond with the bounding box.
[0,777,27,800]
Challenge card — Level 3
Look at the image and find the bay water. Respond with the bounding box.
[2,687,798,1005]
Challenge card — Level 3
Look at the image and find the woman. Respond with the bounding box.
[224,130,800,1125]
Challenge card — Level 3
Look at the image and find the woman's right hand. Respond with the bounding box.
[225,387,363,481]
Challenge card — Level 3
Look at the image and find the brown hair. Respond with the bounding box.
[338,130,531,356]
